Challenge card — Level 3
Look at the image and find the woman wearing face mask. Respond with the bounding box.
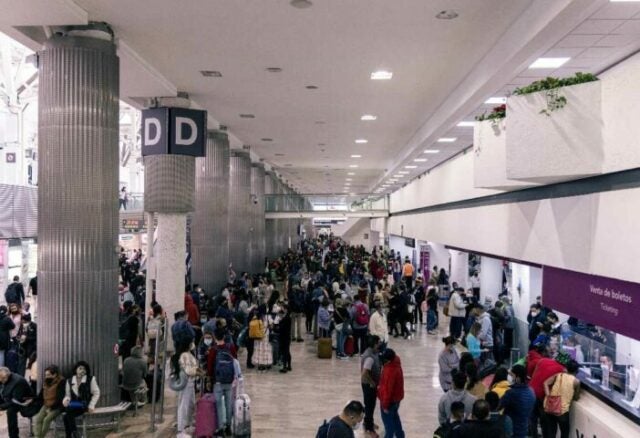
[62,361,100,438]
[438,336,460,392]
[171,341,202,438]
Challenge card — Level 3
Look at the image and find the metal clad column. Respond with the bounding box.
[192,130,230,294]
[264,171,277,261]
[250,163,266,274]
[38,29,120,405]
[228,150,251,274]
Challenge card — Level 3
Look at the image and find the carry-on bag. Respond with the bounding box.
[317,337,332,359]
[194,393,217,437]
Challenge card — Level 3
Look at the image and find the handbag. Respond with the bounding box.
[543,374,564,416]
[68,400,87,410]
[168,370,189,392]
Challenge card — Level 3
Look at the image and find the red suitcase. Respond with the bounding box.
[194,393,217,437]
[344,336,355,356]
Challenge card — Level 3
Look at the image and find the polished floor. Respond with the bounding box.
[1,322,446,437]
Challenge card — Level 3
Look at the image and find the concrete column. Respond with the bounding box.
[479,256,503,304]
[250,163,265,274]
[144,212,155,319]
[264,171,278,261]
[192,130,230,295]
[144,152,195,350]
[37,25,120,405]
[449,250,469,290]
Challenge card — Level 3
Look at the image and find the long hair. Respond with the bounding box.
[171,342,192,377]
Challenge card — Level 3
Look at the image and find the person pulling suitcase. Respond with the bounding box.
[207,328,238,437]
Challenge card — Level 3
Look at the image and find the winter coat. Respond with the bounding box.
[377,356,404,410]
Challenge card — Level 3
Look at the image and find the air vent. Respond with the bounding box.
[266,67,282,73]
[261,138,273,142]
[239,114,255,119]
[200,70,222,77]
[306,85,318,90]
[275,153,285,157]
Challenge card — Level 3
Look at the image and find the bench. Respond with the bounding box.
[52,402,131,437]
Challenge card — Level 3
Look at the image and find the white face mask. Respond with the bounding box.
[204,338,213,346]
[353,420,363,431]
[507,374,514,384]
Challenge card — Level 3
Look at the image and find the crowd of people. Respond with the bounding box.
[0,235,588,438]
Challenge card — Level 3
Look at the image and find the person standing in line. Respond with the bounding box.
[350,295,370,355]
[469,272,480,301]
[119,186,128,210]
[361,335,382,438]
[207,328,238,437]
[543,360,580,438]
[438,336,460,392]
[0,306,15,367]
[401,258,414,291]
[173,342,199,438]
[368,301,389,348]
[448,288,467,340]
[278,304,292,373]
[453,399,505,438]
[377,348,405,438]
[473,305,494,361]
[4,277,25,307]
[500,364,536,438]
[289,285,305,342]
[438,371,477,426]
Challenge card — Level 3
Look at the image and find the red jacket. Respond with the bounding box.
[185,294,200,326]
[377,356,404,410]
[526,349,544,379]
[529,358,565,400]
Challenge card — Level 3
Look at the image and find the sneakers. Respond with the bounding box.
[279,367,288,373]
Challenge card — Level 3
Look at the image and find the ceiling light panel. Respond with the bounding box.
[424,149,440,154]
[437,137,457,143]
[414,158,428,162]
[457,121,475,127]
[485,97,507,105]
[349,165,359,168]
[350,154,362,158]
[371,70,393,80]
[361,114,377,121]
[404,165,417,169]
[355,139,368,144]
[529,57,571,69]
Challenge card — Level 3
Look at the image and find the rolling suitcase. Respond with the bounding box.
[194,393,217,438]
[317,337,332,359]
[344,336,355,356]
[232,393,252,437]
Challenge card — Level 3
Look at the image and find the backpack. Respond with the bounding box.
[215,347,236,384]
[249,318,264,340]
[433,424,451,438]
[147,317,162,340]
[316,419,331,438]
[355,303,369,326]
[4,284,18,304]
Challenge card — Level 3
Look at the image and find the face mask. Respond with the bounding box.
[45,377,54,385]
[200,317,207,324]
[204,338,213,346]
[22,323,29,328]
[77,368,87,377]
[353,420,363,431]
[531,311,538,317]
[507,374,514,384]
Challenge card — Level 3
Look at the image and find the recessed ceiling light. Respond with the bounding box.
[306,85,319,90]
[529,57,570,69]
[398,171,410,174]
[261,138,273,142]
[345,178,353,181]
[414,158,428,162]
[290,0,313,8]
[351,154,362,158]
[348,172,356,176]
[485,97,506,105]
[361,114,377,121]
[284,164,293,167]
[239,114,255,118]
[437,137,457,143]
[435,10,459,20]
[266,67,282,73]
[349,164,359,168]
[315,121,325,125]
[404,165,417,169]
[424,149,440,154]
[355,139,368,144]
[200,70,222,77]
[394,175,405,178]
[457,121,475,127]
[275,153,285,157]
[371,70,393,80]
[318,143,326,146]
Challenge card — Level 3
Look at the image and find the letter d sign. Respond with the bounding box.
[142,107,207,157]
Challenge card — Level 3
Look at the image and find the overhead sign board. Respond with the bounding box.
[142,107,207,157]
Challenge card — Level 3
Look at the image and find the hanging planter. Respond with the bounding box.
[473,119,539,190]
[506,75,603,184]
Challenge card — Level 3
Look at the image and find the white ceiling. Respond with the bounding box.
[2,0,640,195]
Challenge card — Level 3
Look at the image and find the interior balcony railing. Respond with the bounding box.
[264,193,389,218]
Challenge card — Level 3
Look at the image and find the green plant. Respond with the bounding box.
[475,103,506,124]
[513,72,597,116]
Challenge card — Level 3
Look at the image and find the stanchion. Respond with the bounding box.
[149,320,165,432]
[158,326,169,423]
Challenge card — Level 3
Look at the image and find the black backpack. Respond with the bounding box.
[316,419,331,438]
[5,284,18,304]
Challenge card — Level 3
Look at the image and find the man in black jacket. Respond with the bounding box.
[0,366,34,438]
[0,306,16,368]
[453,399,505,438]
[278,304,292,373]
[4,277,25,307]
[18,314,37,361]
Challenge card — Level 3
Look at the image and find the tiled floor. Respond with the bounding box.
[1,323,445,437]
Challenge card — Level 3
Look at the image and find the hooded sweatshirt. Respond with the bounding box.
[377,356,404,410]
[437,388,476,426]
[122,346,148,390]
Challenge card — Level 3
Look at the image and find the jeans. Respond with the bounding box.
[0,349,4,367]
[336,330,346,356]
[427,309,438,331]
[214,382,234,429]
[177,379,195,432]
[33,406,61,438]
[545,412,570,438]
[361,383,377,432]
[380,402,405,438]
[63,406,86,437]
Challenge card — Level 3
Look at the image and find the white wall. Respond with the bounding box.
[479,256,503,304]
[449,250,469,289]
[427,242,450,276]
[388,234,415,262]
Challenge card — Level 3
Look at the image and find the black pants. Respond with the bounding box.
[5,406,22,438]
[472,287,480,300]
[304,310,313,333]
[63,406,87,437]
[246,338,255,368]
[414,301,424,324]
[361,383,377,432]
[280,340,291,368]
[404,276,413,290]
[353,328,368,354]
[545,412,570,438]
[449,316,464,339]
